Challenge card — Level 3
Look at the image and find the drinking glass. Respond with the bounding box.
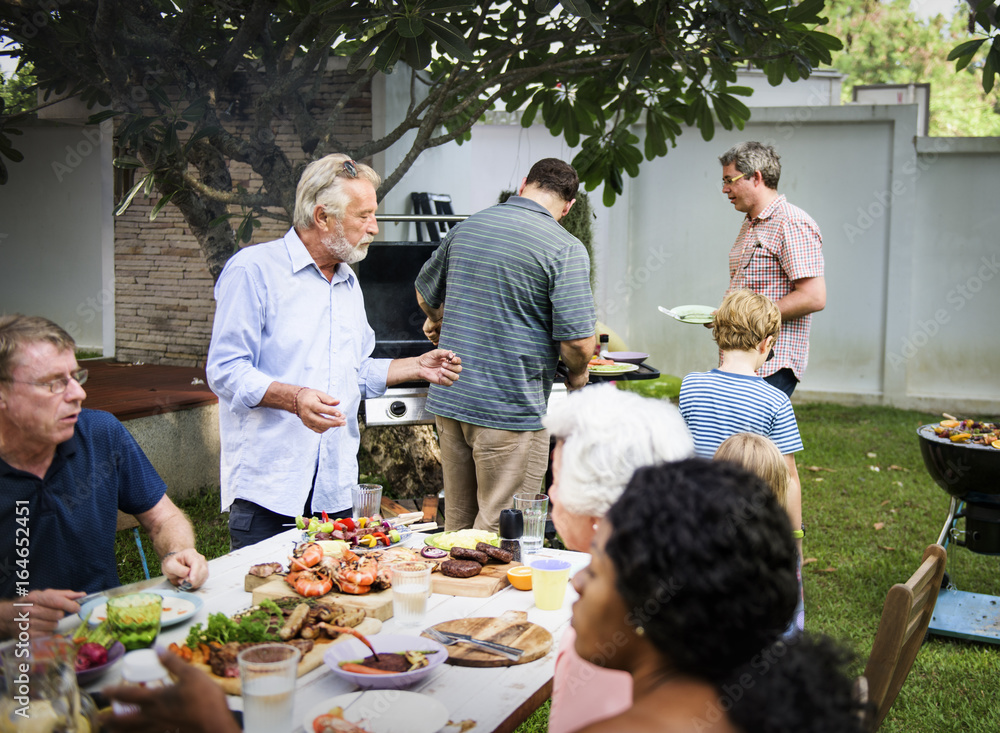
[238,643,301,733]
[391,561,432,627]
[0,635,84,732]
[106,593,163,651]
[352,483,383,520]
[530,558,572,610]
[513,493,548,555]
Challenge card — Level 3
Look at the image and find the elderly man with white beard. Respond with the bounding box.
[207,154,462,549]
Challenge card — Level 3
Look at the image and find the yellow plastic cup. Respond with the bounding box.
[530,559,572,610]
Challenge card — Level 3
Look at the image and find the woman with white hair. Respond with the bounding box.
[543,384,694,733]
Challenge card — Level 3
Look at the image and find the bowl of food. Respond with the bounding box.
[76,640,126,685]
[603,351,649,366]
[507,566,532,591]
[323,634,448,690]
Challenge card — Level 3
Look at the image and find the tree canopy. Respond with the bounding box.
[824,0,1000,136]
[1,0,841,279]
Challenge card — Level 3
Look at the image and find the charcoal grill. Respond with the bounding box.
[917,424,1000,644]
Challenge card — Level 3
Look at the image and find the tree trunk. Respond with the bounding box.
[358,421,442,501]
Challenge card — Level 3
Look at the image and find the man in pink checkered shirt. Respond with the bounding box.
[718,142,826,397]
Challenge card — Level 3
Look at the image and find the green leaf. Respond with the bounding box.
[86,109,118,125]
[149,192,176,221]
[625,47,651,88]
[423,18,474,61]
[560,0,594,20]
[403,35,433,69]
[114,174,152,216]
[396,16,425,39]
[180,97,208,123]
[982,47,999,94]
[947,38,986,62]
[787,0,826,24]
[113,156,144,169]
[372,30,404,72]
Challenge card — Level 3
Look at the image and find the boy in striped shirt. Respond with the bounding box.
[679,289,803,556]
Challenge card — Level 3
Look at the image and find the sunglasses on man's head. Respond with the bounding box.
[342,159,358,178]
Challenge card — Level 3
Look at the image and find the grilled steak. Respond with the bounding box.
[476,542,513,564]
[450,547,489,564]
[441,559,483,578]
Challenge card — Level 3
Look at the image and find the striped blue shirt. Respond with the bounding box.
[415,197,595,430]
[678,369,803,458]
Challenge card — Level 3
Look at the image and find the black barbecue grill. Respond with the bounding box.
[917,424,1000,643]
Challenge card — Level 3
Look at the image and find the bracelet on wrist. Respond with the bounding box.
[292,386,307,418]
[162,551,180,559]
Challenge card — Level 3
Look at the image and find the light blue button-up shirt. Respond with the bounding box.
[207,228,391,516]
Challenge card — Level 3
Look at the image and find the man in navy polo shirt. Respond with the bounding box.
[0,315,208,638]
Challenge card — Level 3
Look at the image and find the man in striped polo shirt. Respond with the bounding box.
[719,141,826,397]
[415,158,596,532]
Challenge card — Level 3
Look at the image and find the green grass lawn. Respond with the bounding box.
[115,403,1000,732]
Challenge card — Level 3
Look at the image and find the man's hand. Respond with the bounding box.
[423,317,442,345]
[0,589,85,638]
[417,350,462,386]
[566,369,589,391]
[161,548,209,590]
[296,389,347,433]
[102,648,241,733]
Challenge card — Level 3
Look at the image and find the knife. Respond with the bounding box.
[438,630,524,658]
[76,576,171,608]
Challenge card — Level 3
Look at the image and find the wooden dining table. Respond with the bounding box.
[71,529,591,733]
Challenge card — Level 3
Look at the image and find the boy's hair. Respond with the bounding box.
[712,289,781,352]
[714,432,790,509]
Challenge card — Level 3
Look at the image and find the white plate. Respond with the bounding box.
[80,589,203,628]
[587,363,640,376]
[659,304,716,324]
[302,690,449,733]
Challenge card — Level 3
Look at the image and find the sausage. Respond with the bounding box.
[279,602,310,641]
[476,542,513,564]
[450,547,489,564]
[440,559,483,578]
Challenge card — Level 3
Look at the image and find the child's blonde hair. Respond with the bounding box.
[714,432,790,509]
[712,289,781,352]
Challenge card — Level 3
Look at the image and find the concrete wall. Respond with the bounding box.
[0,120,115,354]
[377,81,1000,415]
[122,404,221,498]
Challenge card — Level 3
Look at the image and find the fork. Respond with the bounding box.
[424,628,523,662]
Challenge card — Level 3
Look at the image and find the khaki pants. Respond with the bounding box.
[435,416,549,532]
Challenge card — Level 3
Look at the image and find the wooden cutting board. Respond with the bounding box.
[421,610,552,667]
[250,577,395,621]
[430,560,520,598]
[201,616,382,695]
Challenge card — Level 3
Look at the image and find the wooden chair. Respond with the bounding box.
[862,543,947,731]
[117,510,151,580]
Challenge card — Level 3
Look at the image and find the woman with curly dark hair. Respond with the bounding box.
[570,458,863,732]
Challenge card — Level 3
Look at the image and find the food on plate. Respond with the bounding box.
[450,546,490,564]
[932,419,1000,448]
[169,598,370,682]
[71,612,117,671]
[476,542,514,564]
[280,543,433,598]
[249,562,283,577]
[440,559,483,578]
[296,512,404,548]
[589,357,615,366]
[427,529,500,550]
[338,649,436,675]
[312,707,374,733]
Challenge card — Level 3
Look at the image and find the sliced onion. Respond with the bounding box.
[420,546,448,559]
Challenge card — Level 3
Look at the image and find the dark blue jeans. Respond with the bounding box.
[764,368,798,398]
[228,498,352,551]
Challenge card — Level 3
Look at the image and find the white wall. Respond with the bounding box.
[0,120,115,354]
[377,77,1000,414]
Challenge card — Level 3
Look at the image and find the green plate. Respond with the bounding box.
[588,363,640,376]
[424,531,500,550]
[668,305,716,324]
